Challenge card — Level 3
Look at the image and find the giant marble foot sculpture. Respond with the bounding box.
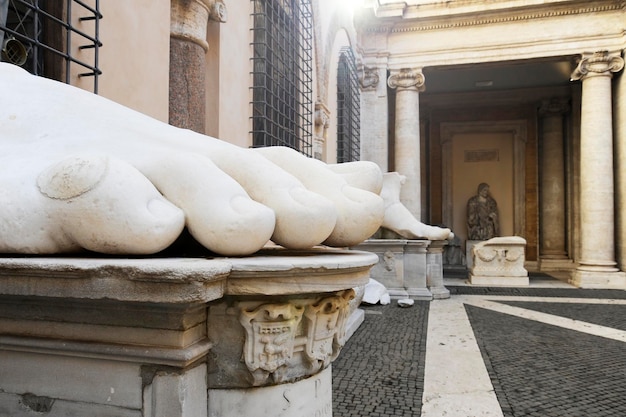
[0,63,384,256]
[380,172,453,241]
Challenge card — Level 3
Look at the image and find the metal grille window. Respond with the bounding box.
[336,47,360,163]
[250,0,313,156]
[0,0,101,93]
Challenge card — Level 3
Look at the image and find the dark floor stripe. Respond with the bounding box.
[466,304,626,417]
[496,301,626,331]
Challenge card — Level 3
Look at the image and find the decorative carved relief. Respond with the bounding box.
[387,68,425,91]
[383,250,395,271]
[303,290,354,370]
[571,50,624,81]
[538,97,569,116]
[471,236,528,277]
[239,303,304,385]
[237,291,354,385]
[361,67,380,90]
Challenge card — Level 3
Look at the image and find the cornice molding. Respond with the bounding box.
[362,2,623,33]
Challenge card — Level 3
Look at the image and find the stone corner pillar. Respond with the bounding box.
[570,50,626,288]
[169,0,227,133]
[387,68,425,220]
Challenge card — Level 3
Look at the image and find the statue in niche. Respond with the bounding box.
[466,183,500,241]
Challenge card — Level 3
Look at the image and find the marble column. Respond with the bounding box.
[538,98,572,270]
[169,0,226,133]
[360,66,388,172]
[387,68,424,219]
[570,50,626,288]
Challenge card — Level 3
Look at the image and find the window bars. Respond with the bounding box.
[337,46,360,163]
[250,0,313,157]
[0,0,101,93]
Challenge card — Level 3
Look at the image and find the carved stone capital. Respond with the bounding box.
[571,50,624,81]
[360,67,380,90]
[538,98,570,117]
[387,68,425,92]
[171,0,226,50]
[314,102,331,130]
[209,0,227,23]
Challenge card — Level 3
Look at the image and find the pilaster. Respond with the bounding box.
[570,50,626,288]
[538,98,573,271]
[360,66,389,172]
[388,68,425,219]
[314,102,330,161]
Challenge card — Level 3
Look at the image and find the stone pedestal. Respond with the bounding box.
[426,240,450,299]
[469,236,529,286]
[354,238,434,300]
[0,248,377,417]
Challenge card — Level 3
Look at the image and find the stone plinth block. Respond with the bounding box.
[354,239,432,300]
[0,248,377,417]
[469,236,529,286]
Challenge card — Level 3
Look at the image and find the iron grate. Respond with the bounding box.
[337,47,361,163]
[250,0,313,157]
[0,0,101,93]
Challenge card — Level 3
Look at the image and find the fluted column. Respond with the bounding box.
[571,50,625,288]
[538,98,571,268]
[387,68,424,220]
[169,0,226,133]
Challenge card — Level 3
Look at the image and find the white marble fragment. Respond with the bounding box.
[397,298,414,307]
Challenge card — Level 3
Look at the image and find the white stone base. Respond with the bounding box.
[388,288,410,299]
[469,275,529,287]
[407,287,434,300]
[344,308,365,341]
[208,366,333,417]
[570,269,626,289]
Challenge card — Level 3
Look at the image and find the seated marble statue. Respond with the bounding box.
[0,62,386,256]
[466,182,499,241]
[379,172,452,241]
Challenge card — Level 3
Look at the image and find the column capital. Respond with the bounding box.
[571,50,624,81]
[387,68,425,92]
[360,67,380,91]
[538,97,570,116]
[170,0,227,50]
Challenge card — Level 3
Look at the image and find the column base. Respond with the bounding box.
[208,366,333,417]
[570,269,626,289]
[539,257,575,272]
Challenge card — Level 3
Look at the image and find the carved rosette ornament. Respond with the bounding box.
[387,68,425,92]
[571,50,624,81]
[360,67,380,90]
